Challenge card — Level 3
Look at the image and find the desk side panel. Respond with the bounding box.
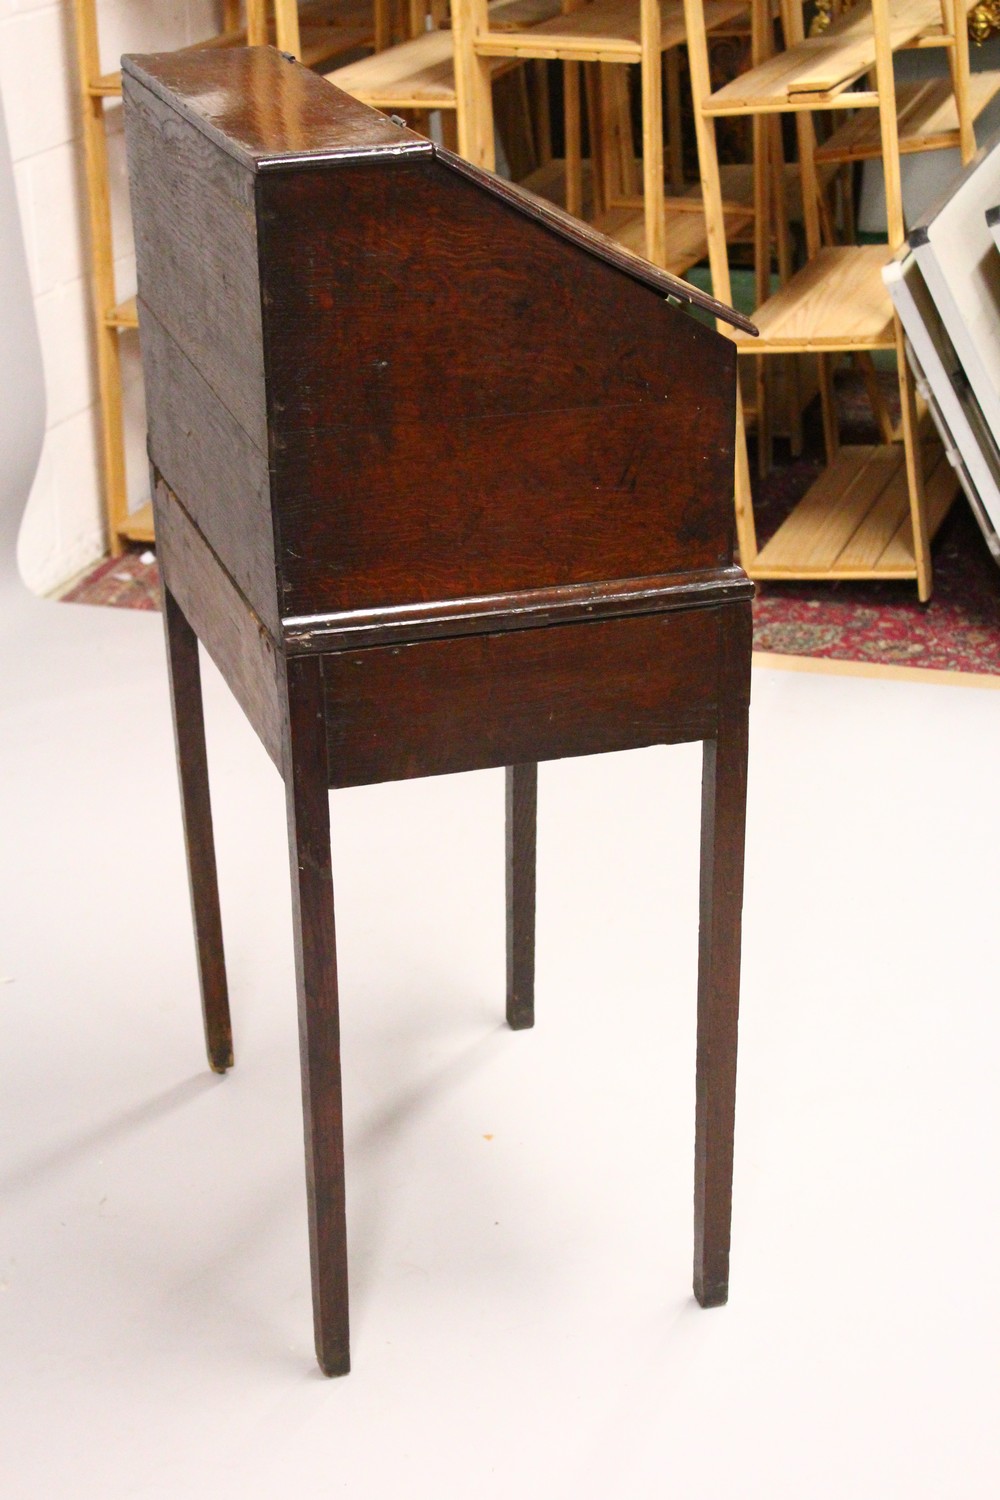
[141,305,278,635]
[258,157,736,620]
[124,72,277,629]
[153,475,285,773]
[321,606,723,787]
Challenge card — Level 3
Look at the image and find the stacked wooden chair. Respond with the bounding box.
[327,0,560,157]
[682,0,993,598]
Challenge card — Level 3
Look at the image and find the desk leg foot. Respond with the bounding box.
[506,762,537,1030]
[163,587,233,1074]
[284,656,351,1377]
[693,608,750,1309]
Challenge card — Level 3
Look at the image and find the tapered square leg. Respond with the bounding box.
[283,656,350,1376]
[694,605,751,1308]
[505,762,537,1030]
[162,586,233,1074]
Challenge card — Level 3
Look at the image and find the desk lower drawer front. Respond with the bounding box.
[321,606,726,788]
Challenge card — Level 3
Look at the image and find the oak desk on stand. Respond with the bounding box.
[122,46,756,1377]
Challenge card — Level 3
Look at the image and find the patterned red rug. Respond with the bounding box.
[751,460,1000,674]
[60,375,1000,676]
[750,370,1000,675]
[61,550,162,611]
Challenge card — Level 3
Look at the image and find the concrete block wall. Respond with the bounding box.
[1,0,218,595]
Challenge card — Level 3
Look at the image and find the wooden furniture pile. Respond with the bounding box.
[681,0,998,599]
[123,44,754,1376]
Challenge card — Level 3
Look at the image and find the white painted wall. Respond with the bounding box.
[1,0,219,595]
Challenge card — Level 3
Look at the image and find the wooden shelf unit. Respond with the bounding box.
[729,245,897,350]
[753,439,956,580]
[681,0,975,599]
[327,0,555,118]
[706,0,956,115]
[328,0,559,157]
[472,0,745,61]
[590,199,755,274]
[444,0,751,269]
[329,1,768,282]
[329,26,482,110]
[72,0,375,555]
[816,70,1000,163]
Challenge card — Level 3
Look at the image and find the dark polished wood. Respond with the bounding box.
[694,602,752,1308]
[153,472,284,772]
[283,655,350,1377]
[124,45,754,1376]
[321,609,723,788]
[260,159,738,619]
[162,585,233,1074]
[506,763,538,1031]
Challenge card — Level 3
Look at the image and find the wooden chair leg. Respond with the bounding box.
[505,762,537,1030]
[162,586,233,1074]
[273,0,303,58]
[895,320,933,602]
[585,63,608,217]
[284,656,350,1376]
[639,0,665,266]
[817,352,840,462]
[564,62,583,219]
[855,350,895,445]
[245,0,267,47]
[530,60,553,167]
[665,48,684,193]
[694,605,751,1308]
[441,108,460,153]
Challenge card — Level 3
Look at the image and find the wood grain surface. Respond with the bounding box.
[140,303,278,634]
[258,158,737,616]
[283,653,351,1377]
[506,762,537,1030]
[163,586,235,1074]
[123,47,429,167]
[321,607,723,787]
[124,73,267,450]
[694,601,751,1308]
[153,474,285,772]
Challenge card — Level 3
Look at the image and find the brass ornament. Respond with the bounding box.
[808,0,999,44]
[809,0,835,35]
[969,1,1000,45]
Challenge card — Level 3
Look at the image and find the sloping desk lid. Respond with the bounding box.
[437,148,756,333]
[122,47,755,336]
